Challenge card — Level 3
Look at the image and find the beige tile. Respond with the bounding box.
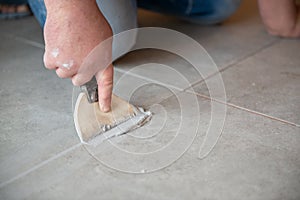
[137,0,278,69]
[1,1,299,199]
[113,70,177,107]
[0,35,177,185]
[0,37,78,183]
[114,0,278,93]
[114,50,204,91]
[189,39,300,124]
[1,93,299,200]
[0,17,44,45]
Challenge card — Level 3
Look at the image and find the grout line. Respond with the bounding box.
[225,103,299,127]
[0,143,82,189]
[183,38,299,127]
[0,35,286,189]
[0,87,176,189]
[115,68,185,92]
[13,36,45,49]
[185,38,281,90]
[1,33,45,49]
[185,90,300,127]
[115,68,186,109]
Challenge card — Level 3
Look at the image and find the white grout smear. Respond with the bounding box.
[61,60,74,70]
[51,48,59,58]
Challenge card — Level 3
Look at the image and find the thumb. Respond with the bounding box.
[95,64,114,112]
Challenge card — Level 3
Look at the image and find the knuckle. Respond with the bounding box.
[56,69,71,78]
[43,53,54,69]
[71,77,81,86]
[99,79,113,87]
[72,74,92,86]
[58,60,79,74]
[101,95,112,102]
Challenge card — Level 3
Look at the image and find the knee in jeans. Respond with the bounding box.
[213,0,242,22]
[184,0,242,25]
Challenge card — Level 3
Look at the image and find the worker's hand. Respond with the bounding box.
[43,0,113,112]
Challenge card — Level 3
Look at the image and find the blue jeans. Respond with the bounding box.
[28,0,241,59]
[0,0,27,5]
[27,0,46,26]
[137,0,242,25]
[28,0,241,28]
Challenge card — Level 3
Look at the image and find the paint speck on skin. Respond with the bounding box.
[51,48,59,58]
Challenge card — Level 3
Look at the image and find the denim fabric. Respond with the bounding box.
[28,0,241,28]
[96,0,137,35]
[27,0,137,61]
[183,0,242,24]
[27,0,138,31]
[0,0,28,5]
[27,0,46,27]
[137,0,242,24]
[96,0,138,60]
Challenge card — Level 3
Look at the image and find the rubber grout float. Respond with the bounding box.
[74,77,152,146]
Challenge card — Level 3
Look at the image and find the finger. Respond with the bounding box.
[55,60,78,78]
[71,67,96,86]
[95,64,113,113]
[55,68,77,78]
[43,52,56,70]
[73,42,112,86]
[44,51,78,78]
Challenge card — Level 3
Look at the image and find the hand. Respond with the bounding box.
[43,0,113,112]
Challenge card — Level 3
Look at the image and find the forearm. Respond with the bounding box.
[258,0,300,38]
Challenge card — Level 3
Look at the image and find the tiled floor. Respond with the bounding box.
[0,0,299,199]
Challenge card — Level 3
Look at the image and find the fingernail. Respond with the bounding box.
[103,107,110,113]
[99,102,110,113]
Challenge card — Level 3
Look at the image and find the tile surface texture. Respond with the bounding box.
[1,95,299,200]
[117,0,278,79]
[0,0,299,199]
[189,39,300,124]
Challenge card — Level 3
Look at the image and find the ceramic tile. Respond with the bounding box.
[0,17,44,45]
[1,93,299,200]
[189,39,300,124]
[114,50,205,91]
[136,0,278,69]
[0,35,177,186]
[0,36,78,183]
[1,1,299,199]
